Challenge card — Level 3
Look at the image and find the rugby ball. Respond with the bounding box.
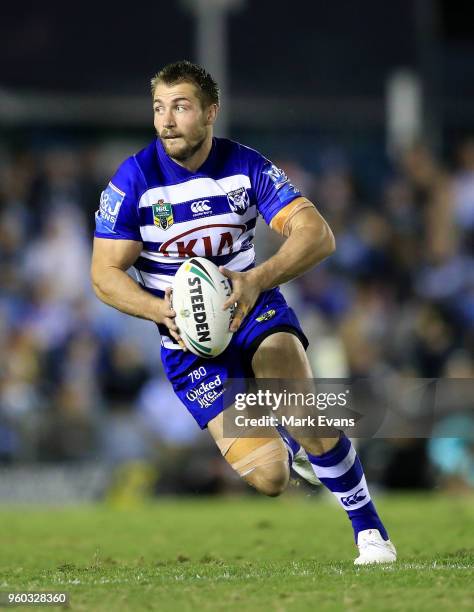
[173,257,234,358]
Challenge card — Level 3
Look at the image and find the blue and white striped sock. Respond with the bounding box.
[307,433,388,542]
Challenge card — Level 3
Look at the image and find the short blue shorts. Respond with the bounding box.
[160,287,308,428]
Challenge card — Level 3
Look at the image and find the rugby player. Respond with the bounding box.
[91,61,396,564]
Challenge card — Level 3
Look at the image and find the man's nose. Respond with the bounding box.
[163,109,175,128]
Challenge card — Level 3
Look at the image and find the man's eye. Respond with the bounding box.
[154,107,164,113]
[176,105,186,112]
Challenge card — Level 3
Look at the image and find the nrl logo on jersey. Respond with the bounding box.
[227,186,250,216]
[152,200,174,230]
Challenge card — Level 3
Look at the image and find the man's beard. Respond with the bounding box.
[159,132,207,162]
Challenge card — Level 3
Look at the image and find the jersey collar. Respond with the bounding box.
[156,137,217,179]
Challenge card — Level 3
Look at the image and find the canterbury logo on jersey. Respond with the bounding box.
[340,488,367,507]
[190,200,211,214]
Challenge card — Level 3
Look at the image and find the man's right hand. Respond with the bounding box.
[158,287,186,350]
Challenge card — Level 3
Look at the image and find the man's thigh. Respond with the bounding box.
[251,332,339,453]
[251,331,313,379]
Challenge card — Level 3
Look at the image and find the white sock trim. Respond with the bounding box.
[311,444,357,480]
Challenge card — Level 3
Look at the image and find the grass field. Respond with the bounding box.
[0,493,472,611]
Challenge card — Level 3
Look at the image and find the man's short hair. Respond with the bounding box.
[151,60,220,107]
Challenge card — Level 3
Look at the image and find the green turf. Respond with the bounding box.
[0,493,472,611]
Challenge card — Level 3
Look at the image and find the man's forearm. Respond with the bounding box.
[92,267,163,323]
[251,223,335,291]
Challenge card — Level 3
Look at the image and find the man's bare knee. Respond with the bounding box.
[222,436,289,496]
[245,461,289,497]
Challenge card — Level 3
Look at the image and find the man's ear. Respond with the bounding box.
[206,104,219,125]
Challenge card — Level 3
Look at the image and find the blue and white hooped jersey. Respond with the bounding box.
[95,137,301,348]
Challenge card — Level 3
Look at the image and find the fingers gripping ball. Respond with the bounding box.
[173,257,234,358]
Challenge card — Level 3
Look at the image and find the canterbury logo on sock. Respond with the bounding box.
[341,488,367,507]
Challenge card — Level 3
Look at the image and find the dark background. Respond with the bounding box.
[2,0,473,97]
[0,0,473,499]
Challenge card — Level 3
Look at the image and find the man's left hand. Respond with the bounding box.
[219,267,263,332]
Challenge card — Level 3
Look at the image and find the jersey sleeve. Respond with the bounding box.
[94,156,144,241]
[248,150,302,225]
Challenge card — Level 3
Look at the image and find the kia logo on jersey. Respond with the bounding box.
[159,223,247,258]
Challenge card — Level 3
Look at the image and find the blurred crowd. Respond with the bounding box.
[0,136,473,494]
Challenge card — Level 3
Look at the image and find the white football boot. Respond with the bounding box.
[277,426,321,487]
[292,447,321,486]
[354,529,397,565]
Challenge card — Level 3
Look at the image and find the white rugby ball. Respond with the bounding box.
[172,257,233,358]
